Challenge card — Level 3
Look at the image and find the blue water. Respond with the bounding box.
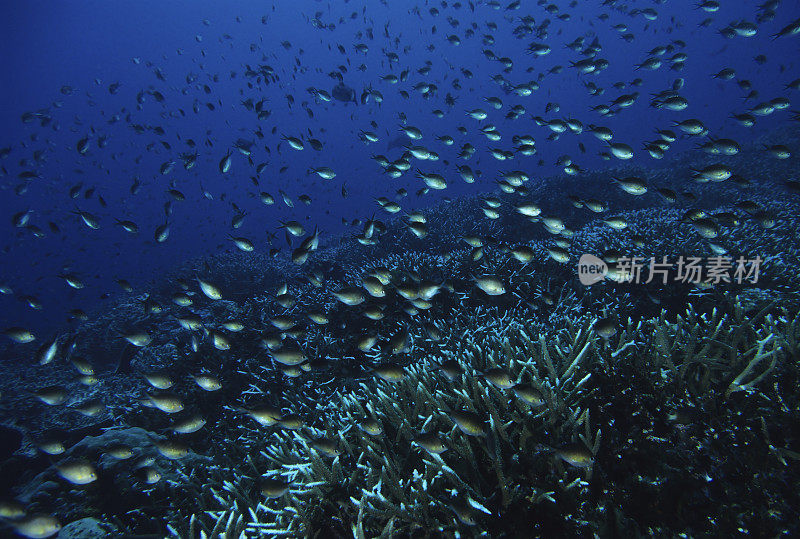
[1,0,797,335]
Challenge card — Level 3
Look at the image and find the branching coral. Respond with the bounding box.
[162,294,796,538]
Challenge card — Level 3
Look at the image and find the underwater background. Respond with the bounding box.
[1,0,799,537]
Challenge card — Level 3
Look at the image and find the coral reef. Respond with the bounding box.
[1,128,799,537]
[166,297,799,537]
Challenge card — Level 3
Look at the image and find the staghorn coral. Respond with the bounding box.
[165,296,797,538]
[2,129,799,537]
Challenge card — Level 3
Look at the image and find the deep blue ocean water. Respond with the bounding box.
[1,0,797,334]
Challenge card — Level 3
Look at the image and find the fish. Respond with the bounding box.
[56,460,98,485]
[13,515,62,538]
[241,405,282,427]
[374,363,405,382]
[612,176,648,195]
[357,417,383,436]
[197,278,222,300]
[474,276,505,295]
[34,386,68,406]
[260,477,291,498]
[481,368,516,389]
[332,287,365,306]
[144,372,174,390]
[229,236,254,252]
[4,327,35,343]
[449,410,485,437]
[155,441,188,459]
[555,444,595,468]
[171,415,207,434]
[513,385,545,407]
[147,393,184,414]
[192,374,222,391]
[415,432,448,454]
